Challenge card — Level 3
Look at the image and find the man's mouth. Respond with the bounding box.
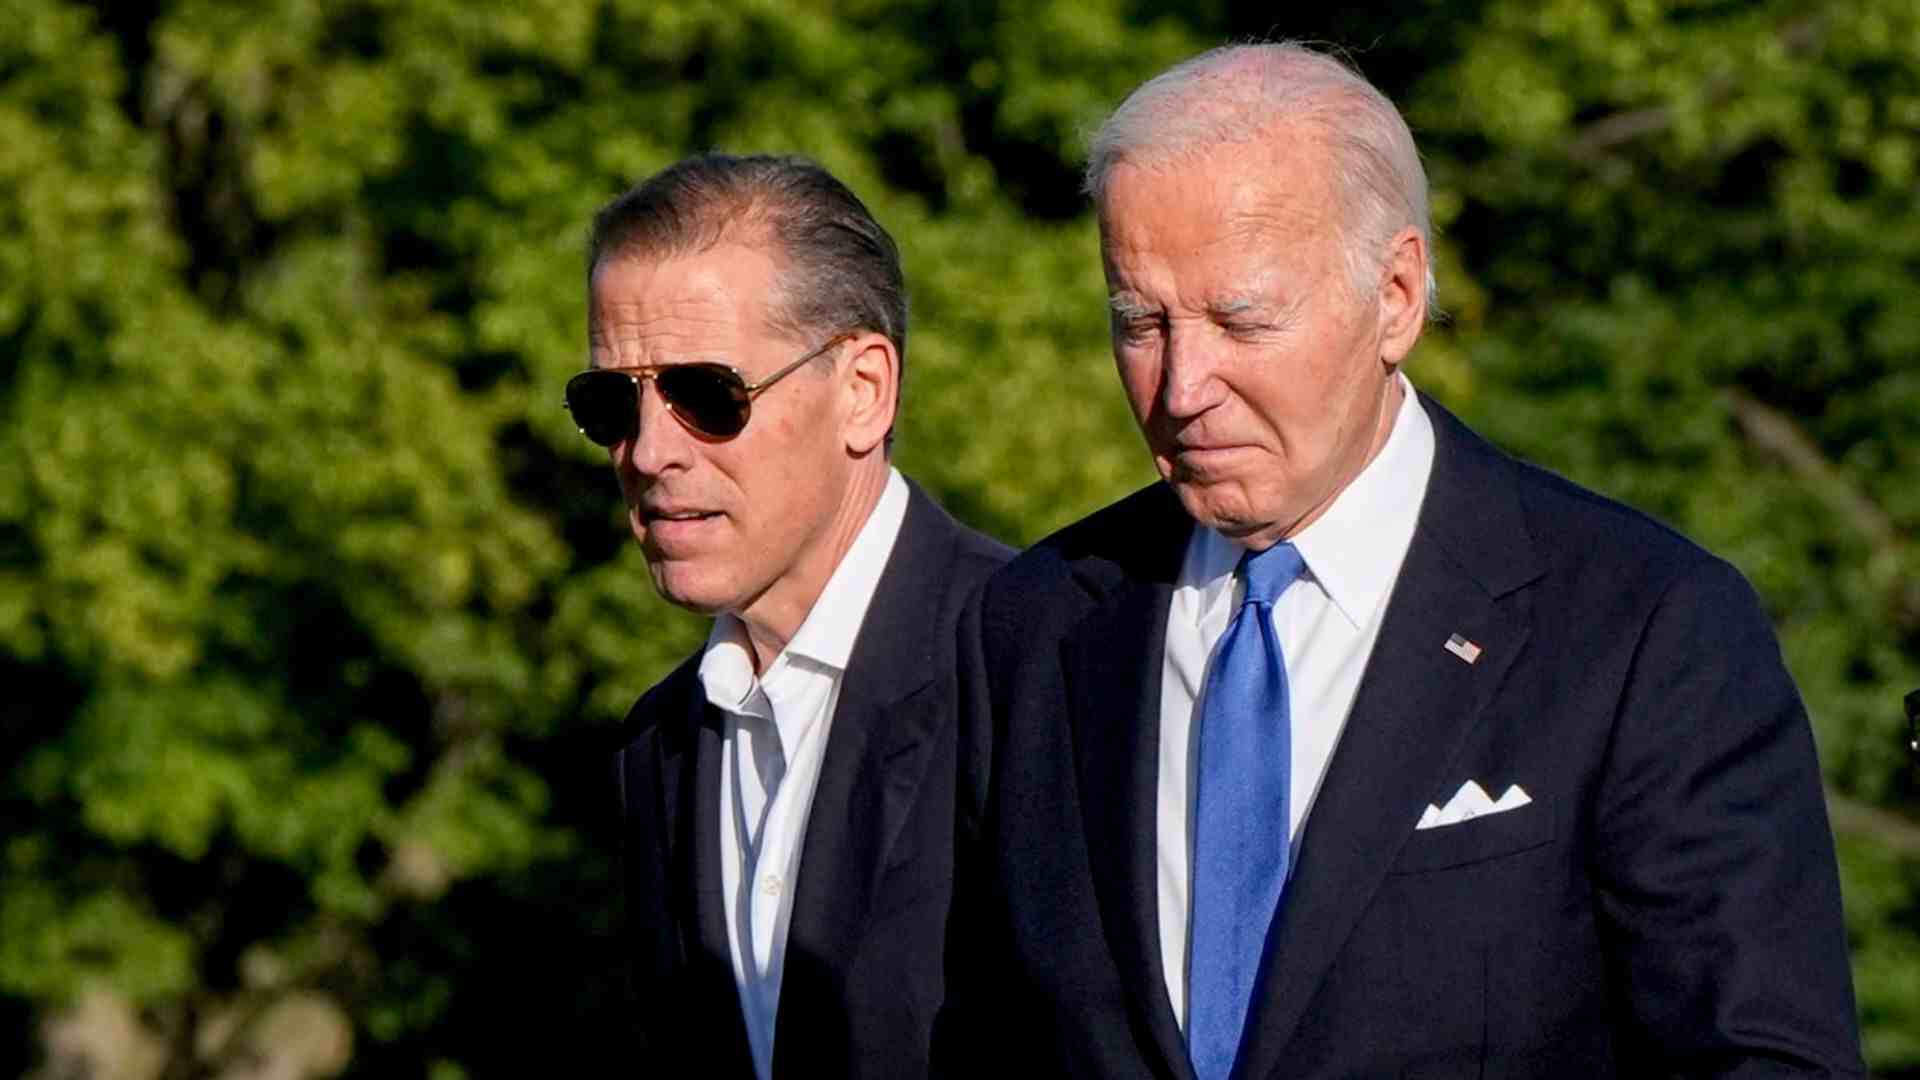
[1169,442,1249,462]
[642,508,721,525]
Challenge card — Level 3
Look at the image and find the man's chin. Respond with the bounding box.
[1171,483,1298,547]
[1170,480,1247,531]
[644,561,738,617]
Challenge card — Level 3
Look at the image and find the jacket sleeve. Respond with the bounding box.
[1591,556,1863,1076]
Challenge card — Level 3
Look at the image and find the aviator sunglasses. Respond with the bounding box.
[565,332,853,445]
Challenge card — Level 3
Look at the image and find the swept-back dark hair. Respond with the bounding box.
[588,153,908,394]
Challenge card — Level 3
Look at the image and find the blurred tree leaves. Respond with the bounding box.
[3,0,1916,1074]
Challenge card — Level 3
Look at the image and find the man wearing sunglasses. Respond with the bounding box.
[583,154,1010,1080]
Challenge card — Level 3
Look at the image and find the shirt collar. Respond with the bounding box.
[698,615,762,715]
[698,468,911,707]
[1183,373,1435,630]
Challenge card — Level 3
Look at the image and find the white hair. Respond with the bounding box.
[1085,42,1439,318]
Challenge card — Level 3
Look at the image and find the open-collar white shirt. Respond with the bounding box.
[698,468,910,1080]
[1156,376,1435,1031]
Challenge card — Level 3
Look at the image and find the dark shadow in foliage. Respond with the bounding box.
[80,0,163,119]
[0,992,30,1079]
[142,835,315,997]
[499,419,630,571]
[358,725,629,1075]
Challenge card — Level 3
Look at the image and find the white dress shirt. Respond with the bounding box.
[1156,376,1435,1031]
[699,468,910,1080]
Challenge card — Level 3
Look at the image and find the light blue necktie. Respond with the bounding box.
[1188,541,1306,1080]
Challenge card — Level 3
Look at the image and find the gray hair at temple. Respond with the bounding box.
[588,153,909,399]
[1084,43,1438,318]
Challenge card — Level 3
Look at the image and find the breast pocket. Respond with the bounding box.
[1388,800,1557,874]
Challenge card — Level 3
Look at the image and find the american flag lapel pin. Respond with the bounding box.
[1444,633,1483,664]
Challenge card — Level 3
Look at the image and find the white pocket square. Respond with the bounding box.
[1416,780,1532,830]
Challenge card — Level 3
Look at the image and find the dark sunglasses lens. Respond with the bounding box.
[566,371,638,447]
[657,366,750,437]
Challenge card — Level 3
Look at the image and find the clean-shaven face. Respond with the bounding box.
[588,242,855,621]
[1099,125,1403,549]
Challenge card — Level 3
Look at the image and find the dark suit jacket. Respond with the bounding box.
[615,478,1010,1080]
[941,398,1861,1078]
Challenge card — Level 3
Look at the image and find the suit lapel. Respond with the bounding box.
[682,692,759,1080]
[783,681,943,974]
[689,700,734,984]
[642,677,693,957]
[1063,484,1197,1080]
[623,663,754,1076]
[777,485,961,1055]
[620,674,695,999]
[1236,399,1544,1080]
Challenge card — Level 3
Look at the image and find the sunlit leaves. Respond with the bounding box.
[4,0,1918,1073]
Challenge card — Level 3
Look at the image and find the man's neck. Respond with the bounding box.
[1237,373,1406,551]
[737,458,892,672]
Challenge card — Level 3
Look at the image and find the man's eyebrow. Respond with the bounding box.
[1108,294,1157,319]
[1212,289,1305,322]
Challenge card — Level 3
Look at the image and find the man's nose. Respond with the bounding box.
[621,377,692,477]
[1159,324,1227,419]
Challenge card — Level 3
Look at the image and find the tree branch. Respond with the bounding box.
[1827,787,1920,858]
[1721,387,1920,631]
[1721,388,1897,547]
[1563,14,1830,162]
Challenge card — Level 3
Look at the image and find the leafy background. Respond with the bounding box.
[3,0,1917,1075]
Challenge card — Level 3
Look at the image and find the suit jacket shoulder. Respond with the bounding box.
[975,481,1185,636]
[1489,417,1724,585]
[870,476,1015,647]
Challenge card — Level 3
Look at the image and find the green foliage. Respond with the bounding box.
[3,0,1916,1074]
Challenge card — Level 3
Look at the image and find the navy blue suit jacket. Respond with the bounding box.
[941,398,1861,1078]
[616,480,1011,1080]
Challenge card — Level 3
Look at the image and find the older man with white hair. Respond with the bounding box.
[939,42,1862,1078]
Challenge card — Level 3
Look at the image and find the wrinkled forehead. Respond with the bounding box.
[588,244,782,331]
[1096,123,1343,248]
[1097,146,1346,291]
[586,244,792,369]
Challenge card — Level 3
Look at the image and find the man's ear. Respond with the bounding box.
[1377,225,1428,370]
[839,331,899,456]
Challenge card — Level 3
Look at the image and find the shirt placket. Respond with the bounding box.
[751,671,808,978]
[734,697,786,978]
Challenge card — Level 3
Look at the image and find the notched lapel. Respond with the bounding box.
[689,701,735,979]
[786,677,944,967]
[659,686,754,1067]
[648,701,691,897]
[782,485,965,1008]
[627,668,709,971]
[1065,576,1196,1080]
